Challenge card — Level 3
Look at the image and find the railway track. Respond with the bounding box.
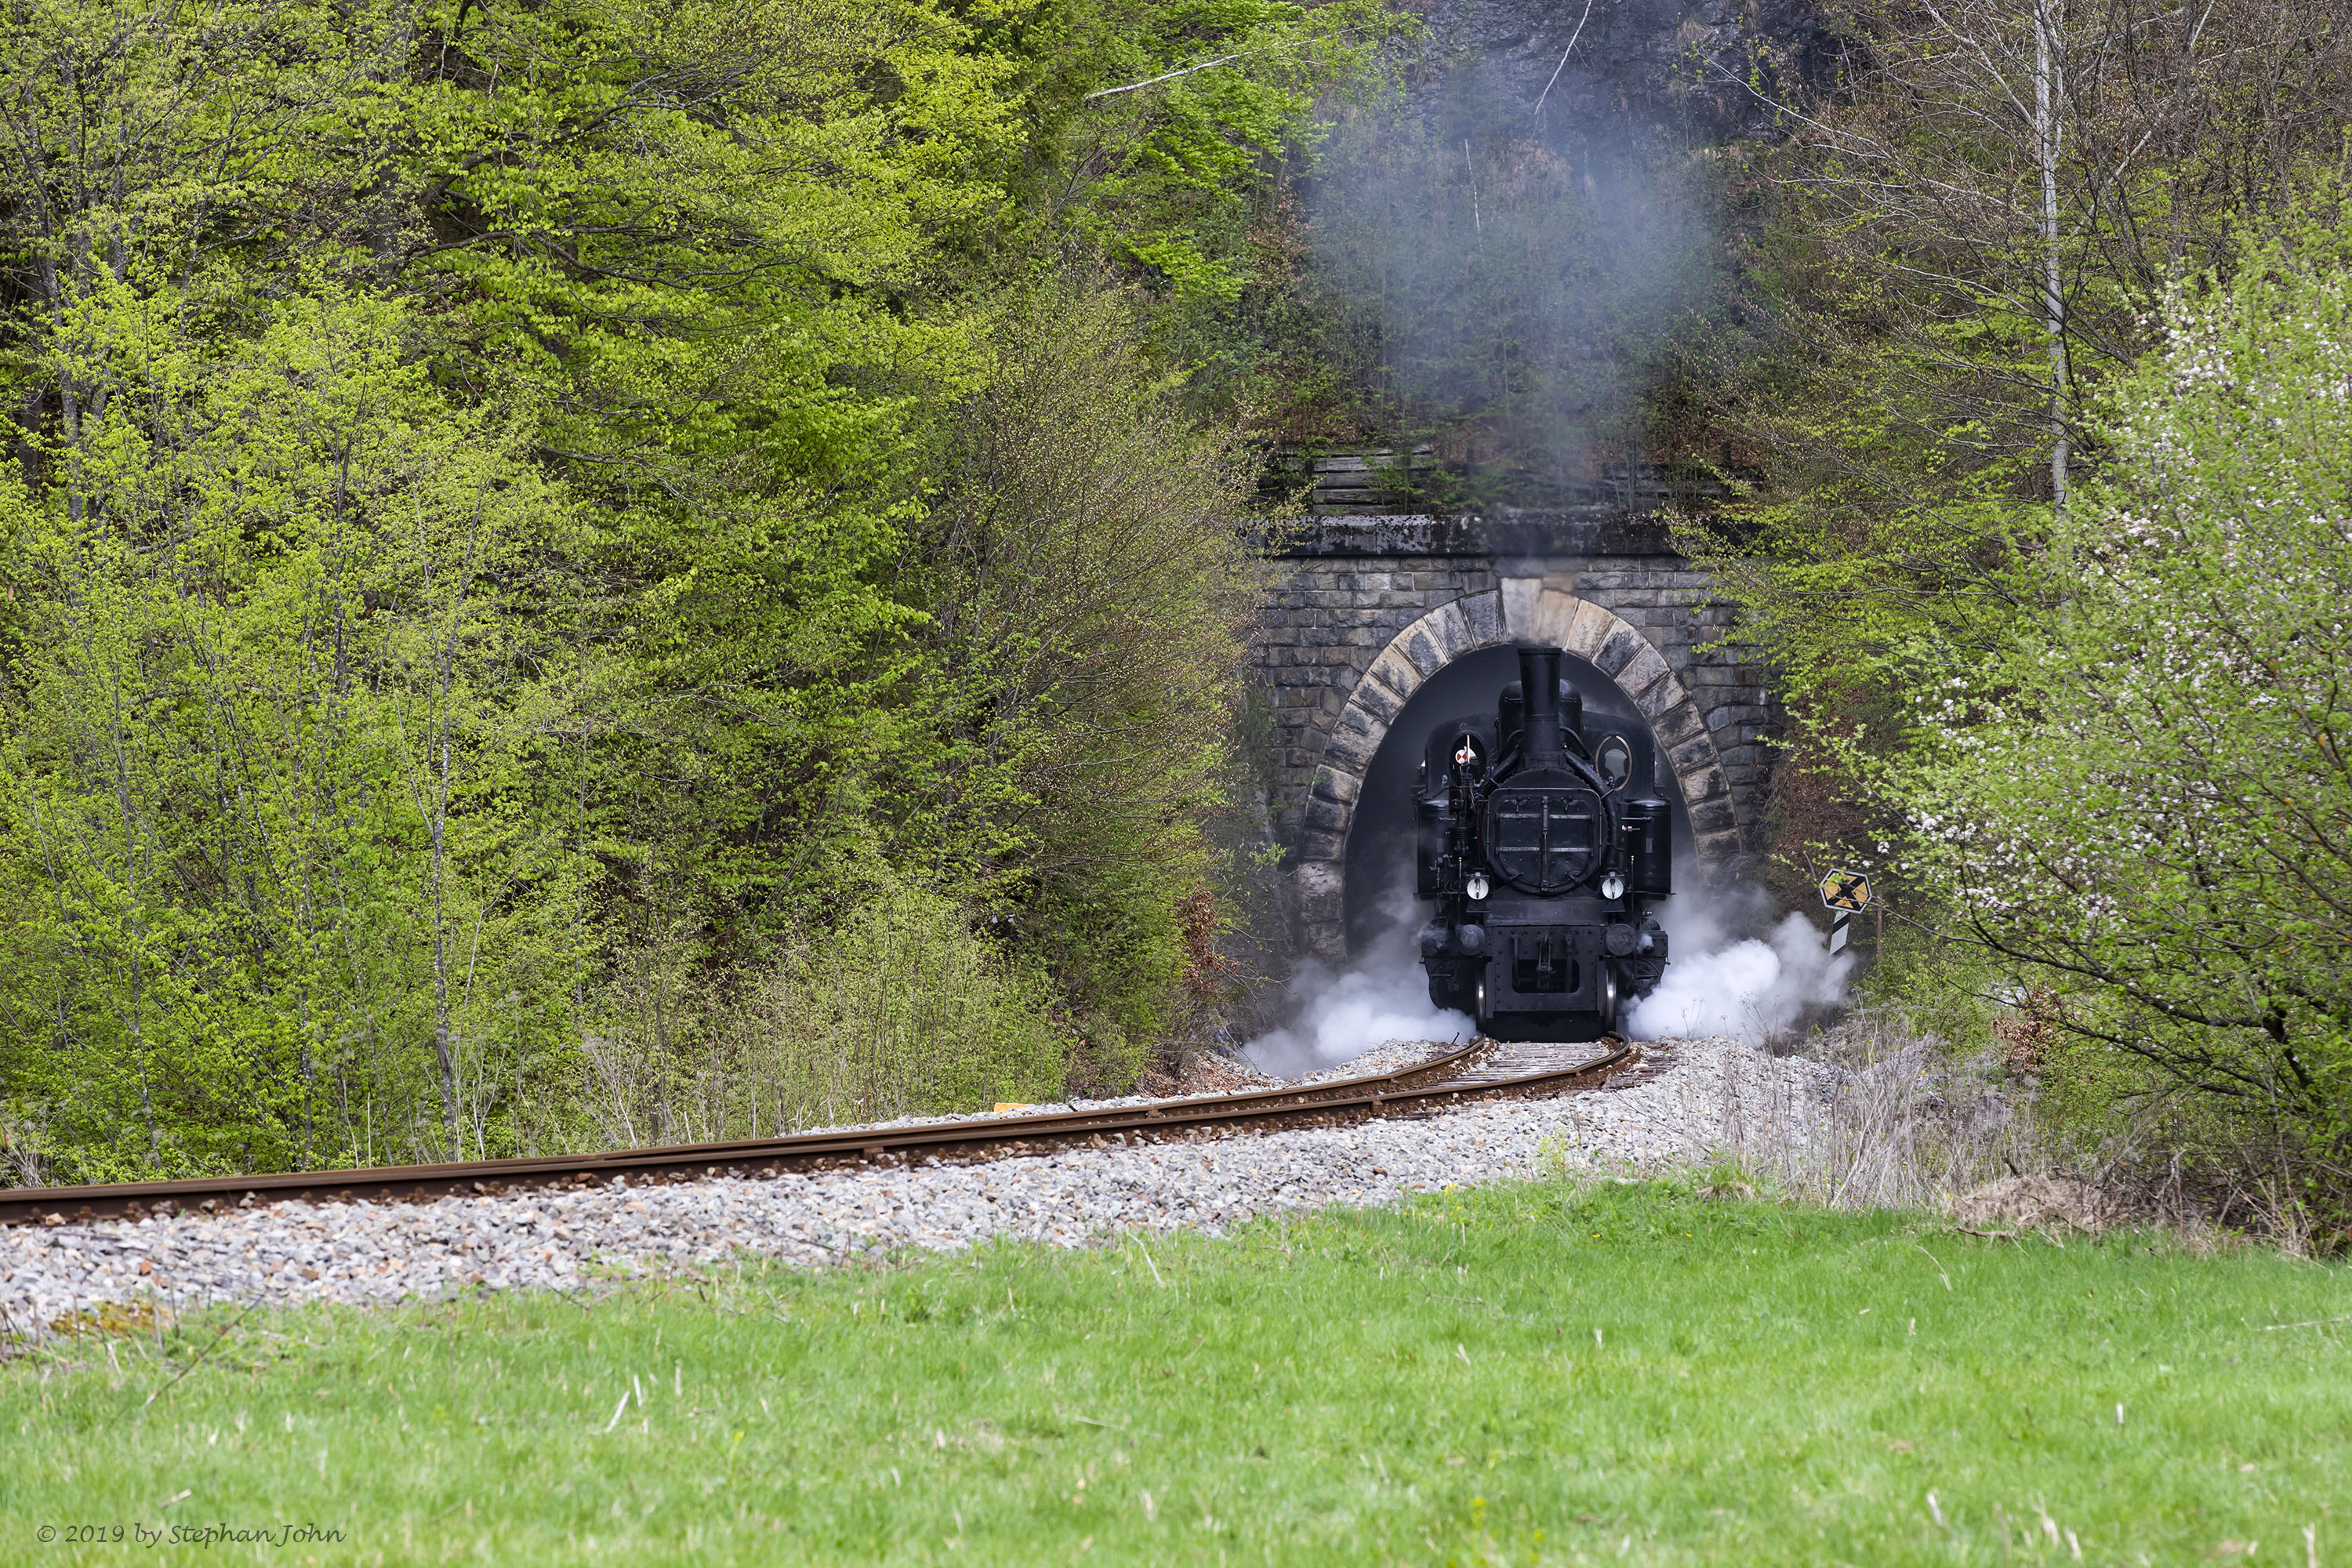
[0,1037,1638,1229]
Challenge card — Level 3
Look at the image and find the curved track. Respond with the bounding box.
[0,1038,1638,1227]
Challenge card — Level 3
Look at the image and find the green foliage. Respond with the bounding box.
[0,289,589,1179]
[1675,348,2049,720]
[580,871,1071,1143]
[906,281,1266,1072]
[1679,9,2352,1189]
[8,1184,2346,1562]
[1681,0,2352,873]
[0,0,1364,1178]
[1005,0,1405,299]
[1887,211,2352,1226]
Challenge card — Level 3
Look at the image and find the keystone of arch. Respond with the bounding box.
[1291,577,1740,959]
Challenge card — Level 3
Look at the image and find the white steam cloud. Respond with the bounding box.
[1244,881,1850,1069]
[1244,884,1472,1076]
[1627,889,1853,1044]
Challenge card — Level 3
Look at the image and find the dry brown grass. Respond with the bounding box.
[0,1106,46,1189]
[1949,1174,2111,1235]
[1691,1011,2049,1213]
[1702,1012,2230,1248]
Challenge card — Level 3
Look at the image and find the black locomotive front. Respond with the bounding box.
[1414,645,1671,1040]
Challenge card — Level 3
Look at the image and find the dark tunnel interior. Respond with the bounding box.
[1340,645,1693,955]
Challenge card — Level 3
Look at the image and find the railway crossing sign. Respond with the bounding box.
[1819,869,1871,913]
[1820,869,1871,956]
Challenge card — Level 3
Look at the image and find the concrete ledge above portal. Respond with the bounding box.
[1270,510,1680,559]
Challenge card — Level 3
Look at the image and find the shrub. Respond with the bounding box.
[579,873,1071,1142]
[1891,211,2352,1240]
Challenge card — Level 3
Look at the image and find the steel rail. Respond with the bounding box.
[0,1038,1635,1227]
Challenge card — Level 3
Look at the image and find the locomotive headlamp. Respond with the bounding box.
[1600,871,1628,901]
[1465,873,1490,902]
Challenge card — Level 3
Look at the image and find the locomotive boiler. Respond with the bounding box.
[1414,644,1671,1040]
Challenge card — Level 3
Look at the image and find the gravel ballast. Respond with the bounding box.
[2,1037,1833,1334]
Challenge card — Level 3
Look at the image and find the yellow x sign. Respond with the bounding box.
[1820,869,1871,913]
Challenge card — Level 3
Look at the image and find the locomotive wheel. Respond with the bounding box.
[1600,968,1621,1033]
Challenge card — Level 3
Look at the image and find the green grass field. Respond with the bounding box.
[3,1178,2345,1565]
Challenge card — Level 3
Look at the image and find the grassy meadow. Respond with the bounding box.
[2,1179,2345,1565]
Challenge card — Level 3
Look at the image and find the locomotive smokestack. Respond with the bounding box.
[1518,645,1567,768]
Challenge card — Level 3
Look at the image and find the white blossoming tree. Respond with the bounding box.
[1895,214,2352,1222]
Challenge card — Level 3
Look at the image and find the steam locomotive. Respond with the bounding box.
[1414,645,1671,1040]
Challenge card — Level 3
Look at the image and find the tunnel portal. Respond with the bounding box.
[1252,511,1776,960]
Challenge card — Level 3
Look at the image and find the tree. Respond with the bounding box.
[0,0,1380,1179]
[1686,0,2352,708]
[0,288,585,1180]
[909,280,1265,1080]
[1893,213,2352,1229]
[1666,0,2352,943]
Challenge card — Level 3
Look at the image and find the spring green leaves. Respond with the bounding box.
[1890,216,2352,1180]
[0,0,1368,1180]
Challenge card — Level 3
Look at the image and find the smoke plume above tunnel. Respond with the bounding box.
[1300,5,1726,498]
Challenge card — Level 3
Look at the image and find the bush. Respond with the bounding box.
[579,873,1072,1142]
[1890,209,2352,1240]
[902,278,1268,1084]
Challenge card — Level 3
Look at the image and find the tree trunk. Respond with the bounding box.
[430,720,459,1153]
[2035,0,2069,511]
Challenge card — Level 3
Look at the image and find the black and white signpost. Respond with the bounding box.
[1818,869,1871,954]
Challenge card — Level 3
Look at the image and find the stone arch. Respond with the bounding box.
[1288,575,1744,959]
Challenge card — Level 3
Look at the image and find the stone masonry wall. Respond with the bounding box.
[1250,513,1777,951]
